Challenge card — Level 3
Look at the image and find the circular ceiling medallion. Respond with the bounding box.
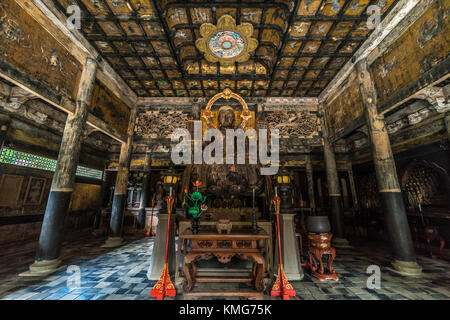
[196,15,258,66]
[207,30,247,60]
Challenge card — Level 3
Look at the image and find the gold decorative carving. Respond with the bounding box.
[265,111,319,138]
[201,88,255,131]
[195,15,258,66]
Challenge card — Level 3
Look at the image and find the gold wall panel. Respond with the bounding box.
[0,0,82,100]
[90,81,131,137]
[70,183,101,212]
[325,70,364,136]
[370,1,450,104]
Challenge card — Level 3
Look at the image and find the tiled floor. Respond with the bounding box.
[0,232,449,300]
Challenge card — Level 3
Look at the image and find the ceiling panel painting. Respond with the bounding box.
[54,0,399,97]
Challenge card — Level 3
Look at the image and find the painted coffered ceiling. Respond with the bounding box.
[54,0,399,98]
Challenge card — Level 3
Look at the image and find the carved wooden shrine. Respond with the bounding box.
[307,233,339,281]
[179,231,269,294]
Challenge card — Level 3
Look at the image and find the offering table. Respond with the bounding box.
[176,220,273,283]
[180,230,270,293]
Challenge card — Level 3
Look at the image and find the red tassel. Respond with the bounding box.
[150,264,176,300]
[270,264,296,300]
[270,197,296,300]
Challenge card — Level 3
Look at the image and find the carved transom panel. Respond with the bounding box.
[134,111,189,138]
[265,111,319,138]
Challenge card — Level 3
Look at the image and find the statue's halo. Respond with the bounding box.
[218,105,234,112]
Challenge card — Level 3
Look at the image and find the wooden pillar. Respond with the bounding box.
[445,113,450,142]
[305,154,315,212]
[0,118,9,152]
[93,166,109,232]
[317,178,324,208]
[101,169,111,207]
[346,160,359,210]
[341,178,349,209]
[320,115,349,246]
[356,59,421,276]
[20,58,97,277]
[138,151,151,229]
[103,105,137,247]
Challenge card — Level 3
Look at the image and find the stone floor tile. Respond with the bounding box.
[1,233,449,301]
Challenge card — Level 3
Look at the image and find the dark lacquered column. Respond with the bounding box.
[93,167,109,232]
[320,114,349,247]
[356,59,421,276]
[346,159,359,211]
[305,154,316,212]
[20,58,97,277]
[445,113,450,142]
[0,117,9,152]
[138,151,151,229]
[103,105,137,248]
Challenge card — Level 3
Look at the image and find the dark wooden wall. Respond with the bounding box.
[0,164,102,245]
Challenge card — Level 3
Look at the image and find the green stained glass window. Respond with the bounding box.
[0,148,102,180]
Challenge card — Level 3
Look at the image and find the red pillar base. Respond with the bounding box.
[150,263,176,300]
[270,264,296,300]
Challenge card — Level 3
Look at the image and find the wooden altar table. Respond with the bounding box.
[176,220,273,283]
[179,230,270,295]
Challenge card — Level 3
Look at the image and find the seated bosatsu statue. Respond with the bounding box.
[180,105,267,208]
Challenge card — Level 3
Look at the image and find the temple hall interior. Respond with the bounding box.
[0,0,449,303]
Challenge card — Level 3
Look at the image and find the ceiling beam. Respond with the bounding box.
[137,96,319,107]
[293,15,367,22]
[91,34,365,44]
[162,1,291,11]
[0,70,127,143]
[304,0,364,96]
[151,0,190,95]
[267,0,301,95]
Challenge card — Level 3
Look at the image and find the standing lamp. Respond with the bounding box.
[163,172,179,185]
[276,167,294,213]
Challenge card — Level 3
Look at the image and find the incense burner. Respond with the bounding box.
[216,219,232,234]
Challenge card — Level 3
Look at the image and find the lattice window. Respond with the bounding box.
[0,148,102,180]
[356,172,381,209]
[75,166,103,180]
[0,148,56,171]
[404,165,440,206]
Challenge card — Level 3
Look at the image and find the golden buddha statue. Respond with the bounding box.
[181,105,264,202]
